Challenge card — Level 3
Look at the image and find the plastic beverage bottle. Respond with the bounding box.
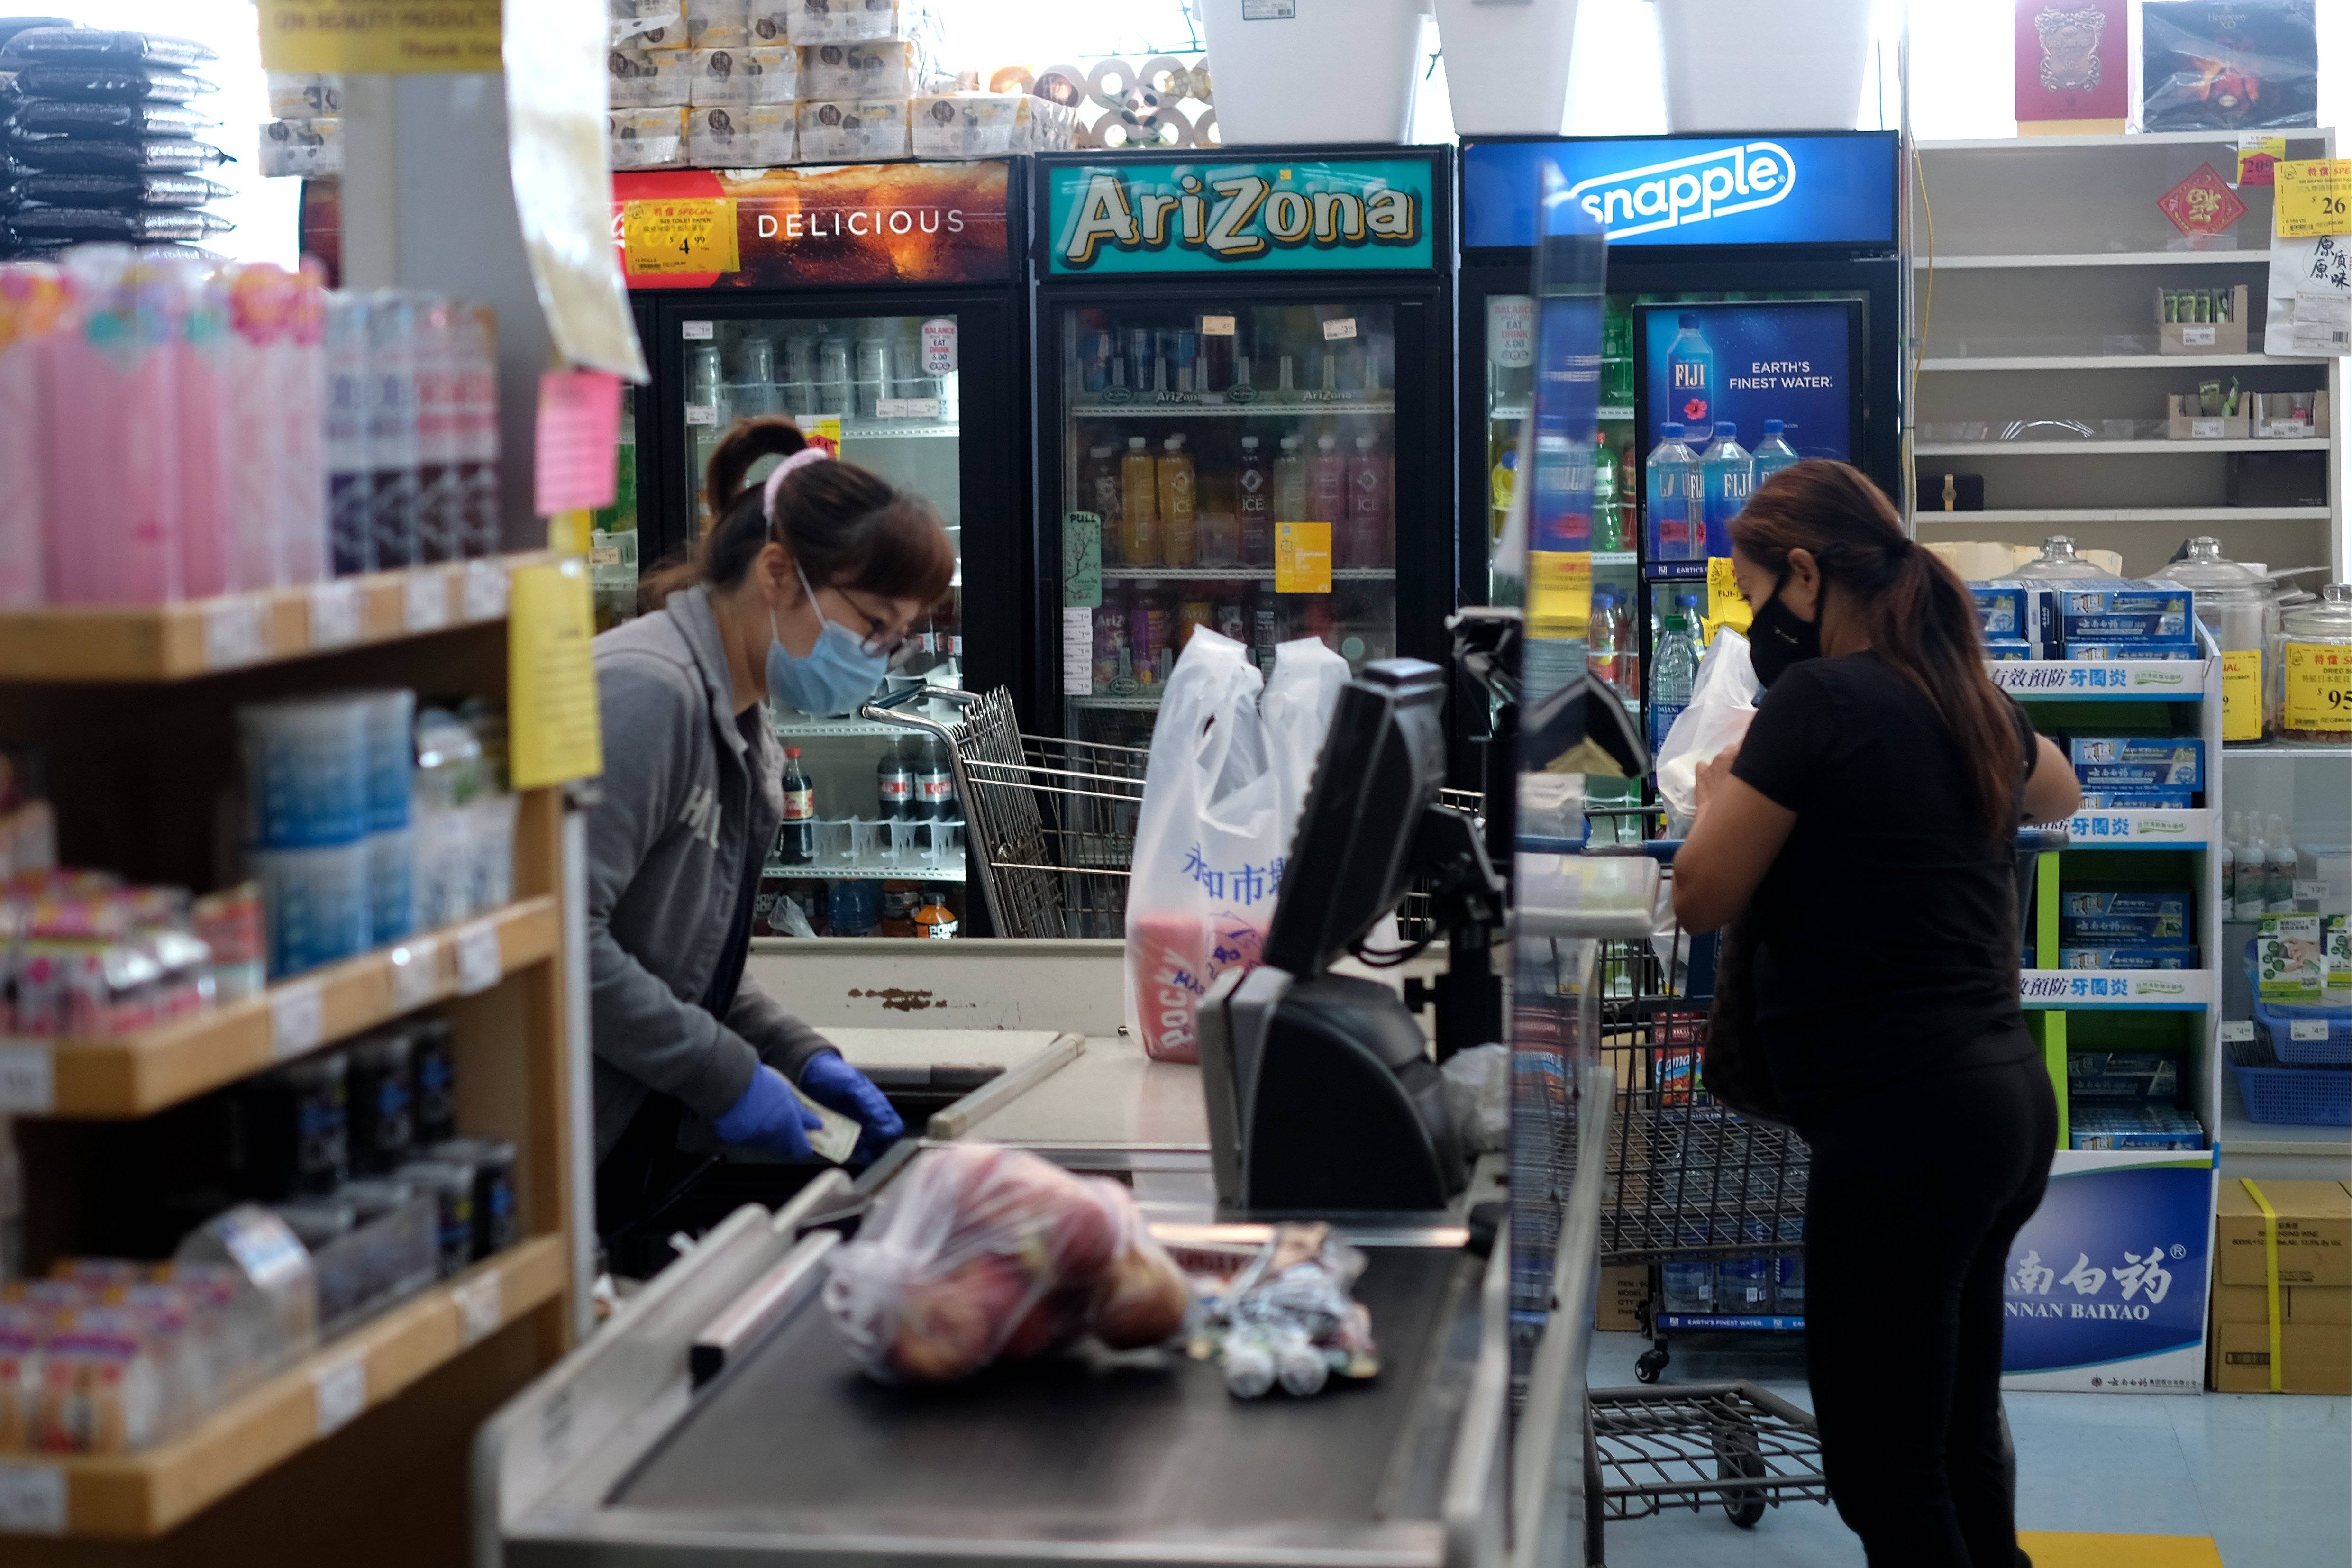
[1613,593,1640,702]
[1648,595,1702,755]
[1237,435,1272,565]
[1752,418,1799,487]
[778,748,815,865]
[2220,811,2240,915]
[364,290,422,570]
[1347,433,1391,568]
[412,296,463,563]
[280,261,330,586]
[1589,589,1621,692]
[1309,433,1347,529]
[1489,446,1518,542]
[1082,444,1121,562]
[1591,436,1621,551]
[915,737,954,822]
[1158,435,1197,566]
[2266,814,2297,913]
[1644,423,1700,561]
[1199,455,1240,568]
[1698,421,1751,558]
[1271,434,1308,521]
[1249,583,1283,675]
[1665,311,1715,428]
[324,292,373,576]
[1119,436,1159,565]
[876,740,912,820]
[2234,814,2269,921]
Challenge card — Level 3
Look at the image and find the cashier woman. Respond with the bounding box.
[586,417,955,1237]
[1672,460,2079,1568]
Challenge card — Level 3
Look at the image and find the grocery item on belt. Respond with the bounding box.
[1182,1222,1379,1399]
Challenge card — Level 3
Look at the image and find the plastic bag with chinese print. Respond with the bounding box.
[1124,629,1285,1064]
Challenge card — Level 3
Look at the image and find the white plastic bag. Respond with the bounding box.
[1653,626,1759,832]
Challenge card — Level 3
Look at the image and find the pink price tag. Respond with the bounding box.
[533,370,625,517]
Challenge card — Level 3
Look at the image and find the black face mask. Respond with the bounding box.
[1747,575,1822,688]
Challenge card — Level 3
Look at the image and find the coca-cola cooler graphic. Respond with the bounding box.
[614,159,1031,938]
[1030,146,1457,759]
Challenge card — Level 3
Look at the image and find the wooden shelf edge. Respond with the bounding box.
[1,1235,566,1540]
[0,553,548,684]
[30,895,560,1118]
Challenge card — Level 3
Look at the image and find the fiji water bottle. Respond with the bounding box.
[1665,312,1715,429]
[1644,423,1699,560]
[1698,421,1751,558]
[1649,596,1702,755]
[1753,418,1799,486]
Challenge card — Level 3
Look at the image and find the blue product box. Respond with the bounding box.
[1989,578,2063,657]
[2078,788,2197,808]
[2058,583,2194,639]
[1985,638,2036,661]
[2069,735,2203,791]
[2057,945,2199,969]
[2064,640,2203,661]
[1973,583,2030,639]
[2068,1102,2203,1151]
[2060,888,2193,941]
[2067,1051,2181,1099]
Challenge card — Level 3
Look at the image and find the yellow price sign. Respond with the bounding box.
[507,560,604,790]
[1274,522,1333,594]
[2282,639,2350,735]
[2236,136,2287,188]
[1706,557,1752,638]
[622,199,741,276]
[2220,650,2263,743]
[2274,159,2351,239]
[1526,550,1592,641]
[257,0,501,72]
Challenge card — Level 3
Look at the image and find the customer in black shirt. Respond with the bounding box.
[1673,461,2079,1568]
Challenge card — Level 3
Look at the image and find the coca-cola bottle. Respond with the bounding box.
[777,747,815,866]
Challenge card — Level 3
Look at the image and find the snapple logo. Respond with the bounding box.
[1568,141,1796,241]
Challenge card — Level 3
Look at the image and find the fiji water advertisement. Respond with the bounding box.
[2000,1150,2216,1394]
[1636,299,1858,559]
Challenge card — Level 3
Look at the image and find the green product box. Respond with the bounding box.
[2257,913,2326,1003]
[2328,915,2350,1003]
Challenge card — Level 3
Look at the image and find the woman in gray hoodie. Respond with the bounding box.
[587,416,955,1238]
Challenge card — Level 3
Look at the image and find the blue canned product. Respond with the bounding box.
[396,1158,475,1277]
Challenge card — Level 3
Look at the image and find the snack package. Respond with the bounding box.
[774,0,898,45]
[689,45,796,104]
[13,63,215,103]
[2142,0,2317,131]
[823,1143,1192,1384]
[688,102,793,167]
[0,29,216,69]
[611,0,687,48]
[11,171,230,209]
[12,100,219,139]
[610,105,688,169]
[1184,1222,1379,1399]
[606,46,694,108]
[796,97,908,161]
[801,39,911,99]
[686,0,750,49]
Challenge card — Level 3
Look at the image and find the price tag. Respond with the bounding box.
[1061,607,1094,697]
[2236,135,2286,187]
[874,398,939,419]
[404,572,453,633]
[2219,1020,2256,1044]
[2221,650,2263,743]
[2283,639,2350,734]
[2290,1019,2331,1043]
[1273,521,1332,594]
[387,938,440,1013]
[1525,550,1591,640]
[684,404,716,427]
[623,199,740,276]
[271,983,325,1060]
[455,1271,504,1347]
[2188,415,2223,436]
[463,558,510,621]
[680,319,715,341]
[1706,556,1752,635]
[455,921,502,996]
[0,1462,65,1534]
[202,598,269,670]
[0,1044,54,1113]
[308,580,363,649]
[1201,314,1236,337]
[311,1350,367,1438]
[2181,327,2217,348]
[2275,159,2351,238]
[1321,318,1357,341]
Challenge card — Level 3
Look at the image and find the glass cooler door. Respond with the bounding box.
[1056,299,1400,746]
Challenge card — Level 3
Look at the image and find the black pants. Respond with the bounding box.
[1801,1048,2056,1568]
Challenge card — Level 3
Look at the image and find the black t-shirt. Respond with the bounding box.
[1728,651,2032,1114]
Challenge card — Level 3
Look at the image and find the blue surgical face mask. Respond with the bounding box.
[766,565,891,717]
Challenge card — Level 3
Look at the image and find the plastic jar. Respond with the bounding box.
[2279,583,2352,742]
[2015,534,2112,579]
[2161,537,2280,743]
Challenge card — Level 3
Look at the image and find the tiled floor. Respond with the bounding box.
[1584,1330,2352,1568]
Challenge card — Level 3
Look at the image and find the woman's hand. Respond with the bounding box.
[799,1051,905,1163]
[1694,742,1741,817]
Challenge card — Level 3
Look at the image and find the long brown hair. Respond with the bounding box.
[643,417,955,610]
[1729,460,2021,839]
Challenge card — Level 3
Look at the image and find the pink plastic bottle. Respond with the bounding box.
[226,264,291,591]
[279,262,329,586]
[0,266,64,608]
[47,247,182,605]
[1308,433,1346,530]
[1346,433,1391,569]
[170,258,234,600]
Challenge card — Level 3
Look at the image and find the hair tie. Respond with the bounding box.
[763,446,830,522]
[1887,534,1914,558]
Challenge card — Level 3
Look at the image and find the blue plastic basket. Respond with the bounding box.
[2228,1038,2352,1127]
[2241,939,2352,1064]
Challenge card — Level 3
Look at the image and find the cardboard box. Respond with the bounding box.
[2209,1320,2351,1395]
[2165,394,2250,439]
[1596,1264,1647,1331]
[2214,1179,2351,1289]
[2252,390,2328,439]
[2212,1282,2352,1327]
[2157,283,2250,355]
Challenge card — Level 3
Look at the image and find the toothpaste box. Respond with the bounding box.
[2069,735,2203,791]
[2078,788,2197,808]
[2064,640,2203,661]
[2327,914,2349,1002]
[2067,1051,2181,1099]
[2058,945,2199,969]
[2070,1102,2203,1151]
[1985,639,2036,661]
[1984,579,2062,657]
[2058,583,2194,642]
[2258,913,2326,1002]
[2060,888,2193,941]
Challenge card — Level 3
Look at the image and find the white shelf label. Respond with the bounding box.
[1061,607,1093,697]
[1322,317,1357,341]
[387,938,440,1013]
[455,921,502,996]
[308,580,363,649]
[0,1044,55,1114]
[681,320,714,341]
[2181,326,2217,347]
[0,1462,65,1534]
[462,559,511,621]
[202,599,269,669]
[271,983,325,1060]
[2219,1020,2256,1044]
[874,398,940,419]
[2290,1020,2331,1042]
[455,1271,505,1347]
[404,572,453,633]
[311,1350,368,1438]
[1201,314,1236,337]
[684,404,717,426]
[2293,879,2326,901]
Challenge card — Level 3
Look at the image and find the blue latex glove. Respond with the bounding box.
[798,1050,904,1163]
[712,1065,823,1161]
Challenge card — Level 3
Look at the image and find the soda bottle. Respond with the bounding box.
[1176,593,1214,652]
[1127,585,1167,684]
[1698,421,1752,558]
[1648,594,1703,754]
[1091,603,1129,694]
[1347,433,1391,569]
[1644,423,1700,561]
[1309,433,1347,527]
[1237,435,1271,565]
[915,737,955,822]
[1752,418,1799,488]
[1271,434,1308,521]
[1249,583,1284,675]
[876,738,912,820]
[1591,435,1621,551]
[1158,434,1197,566]
[1613,592,1640,703]
[1589,588,1621,693]
[1602,299,1634,407]
[1119,436,1158,565]
[778,747,816,865]
[1665,311,1715,429]
[1082,443,1121,563]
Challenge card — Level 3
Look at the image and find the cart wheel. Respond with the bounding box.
[1634,1348,1668,1384]
[1713,1423,1767,1528]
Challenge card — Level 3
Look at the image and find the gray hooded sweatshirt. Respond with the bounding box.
[587,583,829,1162]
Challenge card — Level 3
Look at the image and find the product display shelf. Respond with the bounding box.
[1490,404,1633,423]
[1,896,558,1119]
[1914,438,2330,456]
[0,1235,563,1540]
[1922,508,2333,527]
[762,859,964,884]
[834,420,960,442]
[1097,567,1397,582]
[1071,398,1397,419]
[1913,250,2272,270]
[1918,353,2326,371]
[0,555,540,684]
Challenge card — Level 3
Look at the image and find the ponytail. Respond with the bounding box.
[1729,461,2021,840]
[641,415,954,613]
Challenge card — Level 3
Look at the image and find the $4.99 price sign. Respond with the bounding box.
[622,199,740,276]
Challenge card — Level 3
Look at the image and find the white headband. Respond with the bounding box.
[763,446,830,520]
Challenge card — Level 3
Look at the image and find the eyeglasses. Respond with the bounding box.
[802,566,910,658]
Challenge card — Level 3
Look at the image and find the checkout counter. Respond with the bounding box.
[475,663,1657,1568]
